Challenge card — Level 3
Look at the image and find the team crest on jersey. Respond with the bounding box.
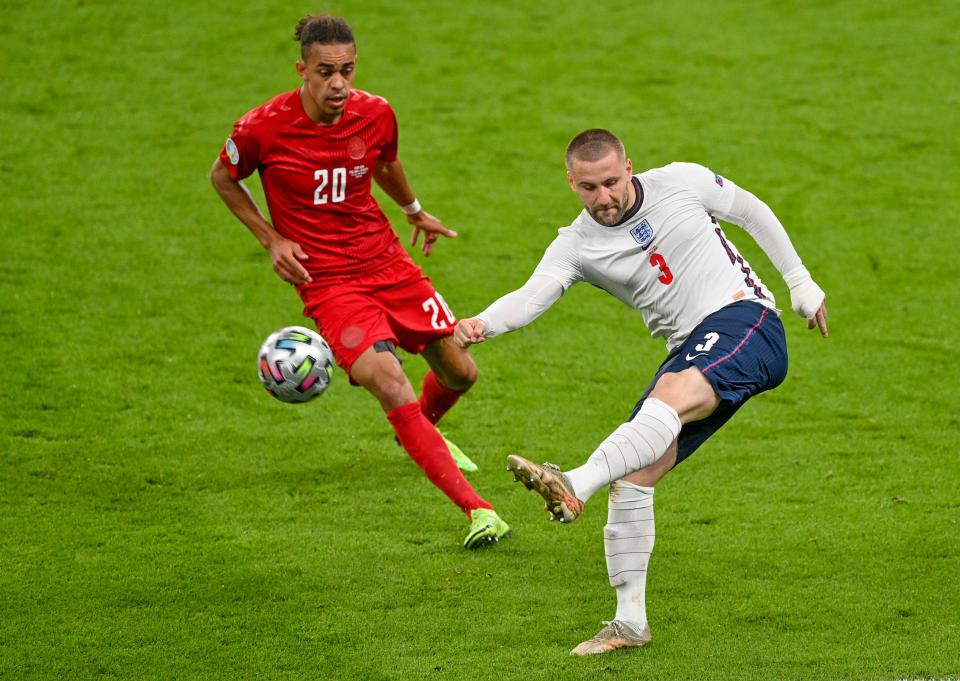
[347,136,366,160]
[630,219,655,249]
[714,173,724,187]
[225,138,240,165]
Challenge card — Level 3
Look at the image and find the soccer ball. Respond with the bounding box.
[257,326,334,403]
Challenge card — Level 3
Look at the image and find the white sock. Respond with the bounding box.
[604,480,655,630]
[565,398,680,502]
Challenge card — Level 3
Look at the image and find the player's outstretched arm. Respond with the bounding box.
[210,159,311,285]
[373,159,456,256]
[454,274,566,349]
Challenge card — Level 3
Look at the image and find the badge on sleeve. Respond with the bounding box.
[630,218,655,250]
[225,138,240,165]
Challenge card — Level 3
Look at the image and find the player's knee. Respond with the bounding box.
[452,356,479,391]
[436,353,478,392]
[651,369,718,421]
[364,368,415,409]
[652,370,686,395]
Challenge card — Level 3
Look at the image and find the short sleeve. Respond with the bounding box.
[378,107,399,163]
[667,162,737,216]
[219,115,262,181]
[532,229,583,290]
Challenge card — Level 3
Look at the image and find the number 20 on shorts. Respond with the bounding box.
[422,293,455,330]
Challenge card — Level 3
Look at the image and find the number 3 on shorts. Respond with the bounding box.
[422,293,456,330]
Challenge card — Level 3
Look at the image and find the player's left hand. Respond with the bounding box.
[407,210,457,256]
[788,275,827,337]
[808,299,828,337]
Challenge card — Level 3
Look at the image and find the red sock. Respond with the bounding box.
[387,402,492,515]
[419,370,465,425]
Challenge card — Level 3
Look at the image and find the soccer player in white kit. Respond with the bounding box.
[454,129,828,655]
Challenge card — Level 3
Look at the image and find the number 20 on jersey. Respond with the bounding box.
[314,168,346,204]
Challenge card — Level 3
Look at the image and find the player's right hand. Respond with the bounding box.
[454,318,486,348]
[268,236,312,285]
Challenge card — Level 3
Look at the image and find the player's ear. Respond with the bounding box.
[625,158,633,175]
[567,169,576,191]
[295,59,306,80]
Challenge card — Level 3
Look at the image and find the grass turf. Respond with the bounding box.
[1,0,958,679]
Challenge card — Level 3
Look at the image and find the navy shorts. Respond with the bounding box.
[628,301,788,467]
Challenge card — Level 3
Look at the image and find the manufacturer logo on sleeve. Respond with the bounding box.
[630,219,655,250]
[225,138,240,165]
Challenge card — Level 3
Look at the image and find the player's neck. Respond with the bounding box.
[299,87,344,126]
[626,178,638,211]
[612,177,642,226]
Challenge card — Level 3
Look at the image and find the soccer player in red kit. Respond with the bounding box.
[210,14,510,549]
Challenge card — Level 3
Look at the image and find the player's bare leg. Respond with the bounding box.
[349,342,418,411]
[421,334,478,395]
[420,335,477,422]
[350,343,507,548]
[419,336,479,471]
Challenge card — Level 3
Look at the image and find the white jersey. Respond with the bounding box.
[477,163,825,350]
[531,162,776,349]
[476,161,829,352]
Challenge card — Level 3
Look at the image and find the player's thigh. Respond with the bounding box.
[299,284,397,370]
[349,343,417,411]
[648,366,721,424]
[421,335,478,391]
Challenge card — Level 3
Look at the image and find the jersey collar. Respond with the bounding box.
[614,176,644,226]
[294,87,353,128]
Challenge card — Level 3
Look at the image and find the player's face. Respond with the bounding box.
[567,152,634,226]
[296,42,357,124]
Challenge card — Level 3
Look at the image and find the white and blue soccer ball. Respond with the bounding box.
[257,326,334,403]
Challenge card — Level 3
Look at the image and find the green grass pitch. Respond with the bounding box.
[1,1,958,679]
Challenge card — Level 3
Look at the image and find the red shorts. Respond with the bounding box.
[298,256,457,374]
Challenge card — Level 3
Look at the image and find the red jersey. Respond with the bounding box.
[220,88,409,278]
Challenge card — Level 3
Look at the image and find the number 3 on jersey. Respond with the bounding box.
[314,168,346,204]
[422,293,455,330]
[649,253,674,284]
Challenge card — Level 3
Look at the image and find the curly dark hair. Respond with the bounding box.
[294,14,355,58]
